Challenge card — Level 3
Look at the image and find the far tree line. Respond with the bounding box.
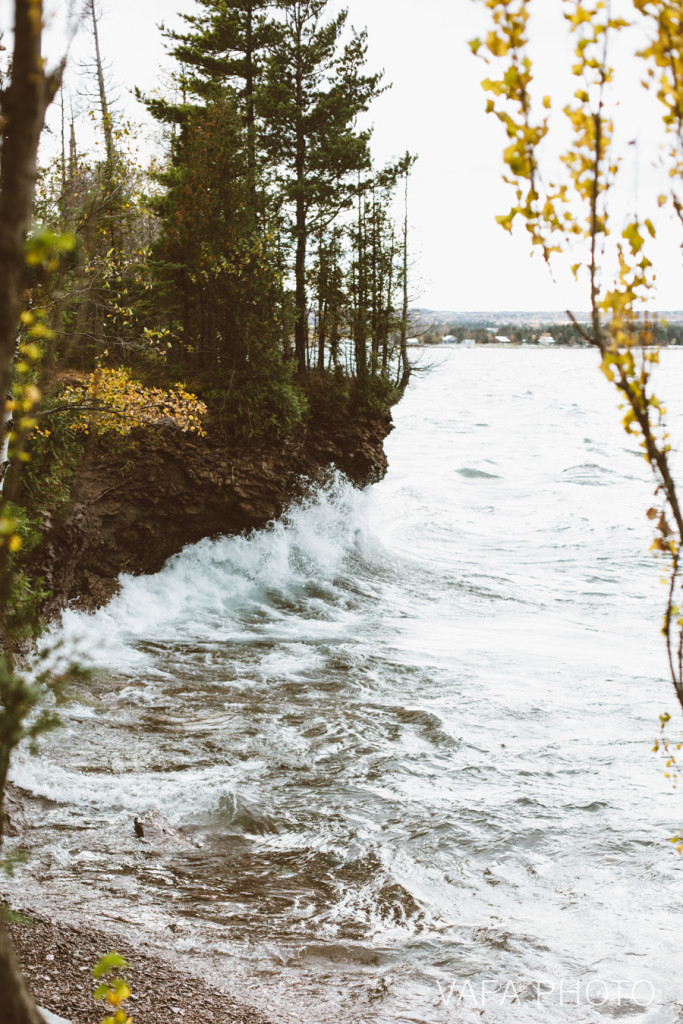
[415,322,683,346]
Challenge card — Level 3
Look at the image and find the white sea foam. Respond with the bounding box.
[49,472,380,672]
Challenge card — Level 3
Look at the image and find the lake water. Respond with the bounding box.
[9,347,683,1023]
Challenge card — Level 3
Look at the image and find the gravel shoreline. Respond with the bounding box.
[9,911,283,1024]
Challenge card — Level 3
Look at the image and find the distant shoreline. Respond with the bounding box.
[412,309,683,324]
[406,341,683,350]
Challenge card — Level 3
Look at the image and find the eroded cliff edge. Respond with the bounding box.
[29,408,393,613]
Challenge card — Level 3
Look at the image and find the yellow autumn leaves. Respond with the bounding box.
[60,367,208,438]
[93,952,133,1024]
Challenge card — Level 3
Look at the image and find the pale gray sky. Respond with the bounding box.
[4,0,683,312]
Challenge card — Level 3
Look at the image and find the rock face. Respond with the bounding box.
[32,408,393,613]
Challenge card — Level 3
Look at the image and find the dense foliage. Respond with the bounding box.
[23,0,414,447]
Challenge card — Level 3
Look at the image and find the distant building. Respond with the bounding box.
[443,334,457,343]
[538,333,555,346]
[495,335,512,344]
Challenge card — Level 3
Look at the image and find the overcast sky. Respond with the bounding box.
[4,0,683,312]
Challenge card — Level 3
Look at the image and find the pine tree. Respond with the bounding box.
[312,223,345,371]
[151,97,280,372]
[258,1,384,373]
[347,155,416,386]
[160,0,274,203]
[88,0,115,170]
[398,153,417,389]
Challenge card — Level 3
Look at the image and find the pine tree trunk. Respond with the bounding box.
[294,193,307,374]
[399,174,411,391]
[245,3,257,211]
[354,194,367,378]
[317,299,326,371]
[293,27,308,377]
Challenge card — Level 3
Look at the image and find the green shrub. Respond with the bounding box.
[302,366,352,422]
[350,372,400,416]
[210,355,309,441]
[20,414,85,519]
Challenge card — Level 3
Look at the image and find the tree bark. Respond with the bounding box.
[294,193,307,373]
[354,191,367,378]
[90,0,115,169]
[293,32,307,375]
[0,923,46,1024]
[0,5,61,1022]
[245,2,257,210]
[399,172,411,391]
[0,0,61,416]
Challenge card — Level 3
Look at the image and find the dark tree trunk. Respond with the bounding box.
[399,174,411,391]
[370,196,379,374]
[354,193,367,378]
[0,0,61,420]
[317,299,326,371]
[292,22,308,375]
[0,4,61,1013]
[294,196,307,373]
[245,3,257,210]
[0,923,45,1024]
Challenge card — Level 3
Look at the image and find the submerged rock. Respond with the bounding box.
[4,783,29,837]
[133,807,195,850]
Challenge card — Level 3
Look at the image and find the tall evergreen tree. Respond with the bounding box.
[151,97,280,372]
[312,223,345,371]
[398,153,417,390]
[160,0,274,204]
[346,155,415,385]
[258,1,384,373]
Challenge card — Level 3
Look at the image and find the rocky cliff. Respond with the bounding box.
[31,409,393,613]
